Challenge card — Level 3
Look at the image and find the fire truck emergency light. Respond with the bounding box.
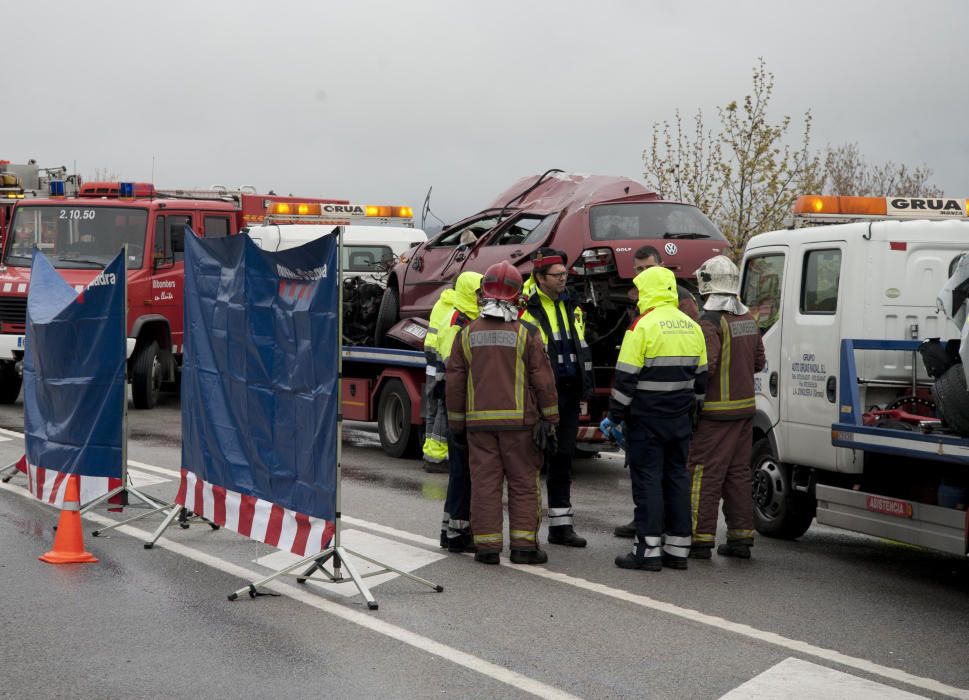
[48,180,66,197]
[119,182,135,199]
[269,202,323,217]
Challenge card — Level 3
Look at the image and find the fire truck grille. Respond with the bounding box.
[0,297,27,326]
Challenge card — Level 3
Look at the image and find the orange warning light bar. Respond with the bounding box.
[794,195,887,217]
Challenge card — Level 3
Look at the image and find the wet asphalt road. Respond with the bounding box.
[1,392,968,700]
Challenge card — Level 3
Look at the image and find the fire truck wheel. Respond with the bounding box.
[377,379,419,459]
[751,438,815,540]
[0,363,21,405]
[132,341,162,410]
[374,287,399,348]
[932,365,969,437]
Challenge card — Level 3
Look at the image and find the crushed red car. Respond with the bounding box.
[376,170,729,366]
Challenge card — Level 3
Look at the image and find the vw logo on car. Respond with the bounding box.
[664,242,678,256]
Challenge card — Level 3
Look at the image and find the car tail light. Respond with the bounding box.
[570,248,617,276]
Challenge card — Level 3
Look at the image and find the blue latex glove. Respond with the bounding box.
[599,417,627,452]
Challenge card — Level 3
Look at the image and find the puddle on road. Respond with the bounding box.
[341,465,446,503]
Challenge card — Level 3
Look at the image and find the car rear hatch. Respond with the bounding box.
[577,200,729,284]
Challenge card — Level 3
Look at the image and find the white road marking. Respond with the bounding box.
[720,657,928,699]
[127,460,181,477]
[127,468,169,488]
[0,440,965,698]
[255,529,446,597]
[0,479,579,700]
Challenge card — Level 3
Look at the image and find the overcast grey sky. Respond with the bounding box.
[5,1,967,225]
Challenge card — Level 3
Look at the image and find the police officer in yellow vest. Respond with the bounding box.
[520,248,593,548]
[602,265,707,571]
[422,272,483,550]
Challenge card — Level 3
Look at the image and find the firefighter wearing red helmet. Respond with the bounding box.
[446,261,560,565]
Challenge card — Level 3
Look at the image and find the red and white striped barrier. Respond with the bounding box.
[176,469,335,557]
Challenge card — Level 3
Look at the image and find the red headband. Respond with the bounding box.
[533,253,564,269]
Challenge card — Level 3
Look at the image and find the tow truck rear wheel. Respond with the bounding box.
[377,379,419,459]
[751,438,815,540]
[131,341,162,410]
[0,362,21,404]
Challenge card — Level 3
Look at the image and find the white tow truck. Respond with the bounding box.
[244,201,426,285]
[740,194,969,557]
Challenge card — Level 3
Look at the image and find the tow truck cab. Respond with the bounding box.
[740,194,969,552]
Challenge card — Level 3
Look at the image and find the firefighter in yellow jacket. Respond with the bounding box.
[446,261,560,565]
[602,265,707,571]
[422,271,483,551]
[423,272,483,470]
[688,256,765,560]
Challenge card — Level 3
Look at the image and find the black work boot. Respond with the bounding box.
[548,525,587,548]
[689,543,713,559]
[447,531,476,554]
[474,550,500,565]
[613,520,636,538]
[510,548,548,565]
[662,554,688,570]
[423,459,449,474]
[614,553,662,571]
[717,541,752,559]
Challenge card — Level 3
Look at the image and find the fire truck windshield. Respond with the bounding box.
[4,205,148,269]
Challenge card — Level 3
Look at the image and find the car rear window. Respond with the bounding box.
[590,203,724,241]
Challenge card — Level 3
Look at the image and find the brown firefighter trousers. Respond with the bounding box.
[687,417,755,545]
[468,429,543,552]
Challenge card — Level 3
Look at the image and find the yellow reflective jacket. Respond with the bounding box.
[608,266,708,421]
[519,275,593,397]
[424,272,482,380]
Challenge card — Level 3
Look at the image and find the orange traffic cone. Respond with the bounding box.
[39,474,98,564]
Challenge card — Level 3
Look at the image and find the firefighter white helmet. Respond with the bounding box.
[696,255,740,296]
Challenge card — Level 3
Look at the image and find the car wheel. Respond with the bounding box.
[933,365,969,436]
[374,286,400,348]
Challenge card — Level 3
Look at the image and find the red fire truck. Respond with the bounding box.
[0,182,348,409]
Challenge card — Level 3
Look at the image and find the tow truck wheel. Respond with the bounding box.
[131,341,162,410]
[377,379,419,459]
[374,287,399,348]
[0,363,21,404]
[751,438,815,540]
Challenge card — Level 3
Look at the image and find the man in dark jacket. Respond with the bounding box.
[520,247,593,548]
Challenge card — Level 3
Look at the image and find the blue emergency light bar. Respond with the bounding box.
[119,182,134,198]
[48,180,66,197]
